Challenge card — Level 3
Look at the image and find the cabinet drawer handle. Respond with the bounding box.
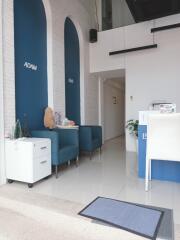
[41,146,47,150]
[40,160,47,164]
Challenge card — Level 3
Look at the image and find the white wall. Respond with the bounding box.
[90,13,180,151]
[85,74,99,125]
[48,0,96,124]
[0,0,6,185]
[90,20,154,73]
[3,1,15,135]
[126,25,180,151]
[104,81,125,141]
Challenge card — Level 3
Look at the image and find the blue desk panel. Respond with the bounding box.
[138,125,180,182]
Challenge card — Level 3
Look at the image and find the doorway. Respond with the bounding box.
[103,78,125,141]
[98,69,126,143]
[64,17,81,125]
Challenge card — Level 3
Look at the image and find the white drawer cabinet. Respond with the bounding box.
[5,138,51,188]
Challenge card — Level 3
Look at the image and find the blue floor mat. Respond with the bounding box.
[79,197,164,240]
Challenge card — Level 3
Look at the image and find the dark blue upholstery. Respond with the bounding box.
[79,126,102,153]
[31,129,79,174]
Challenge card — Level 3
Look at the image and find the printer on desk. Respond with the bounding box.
[149,101,176,113]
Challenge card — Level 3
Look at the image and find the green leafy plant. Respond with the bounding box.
[126,119,139,138]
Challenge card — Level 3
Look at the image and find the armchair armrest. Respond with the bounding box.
[79,126,102,152]
[91,126,102,144]
[79,126,92,151]
[54,128,79,147]
[31,130,59,165]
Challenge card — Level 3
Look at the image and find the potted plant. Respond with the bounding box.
[126,119,139,152]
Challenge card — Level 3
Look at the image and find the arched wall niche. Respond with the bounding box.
[64,17,81,124]
[14,0,52,130]
[64,15,85,125]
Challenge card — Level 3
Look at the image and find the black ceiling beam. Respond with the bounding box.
[109,44,158,56]
[151,23,180,33]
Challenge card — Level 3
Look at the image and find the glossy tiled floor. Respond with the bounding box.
[9,137,180,224]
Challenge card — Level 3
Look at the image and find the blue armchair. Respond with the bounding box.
[31,129,79,178]
[79,126,102,159]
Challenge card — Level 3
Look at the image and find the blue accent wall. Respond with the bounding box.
[14,0,48,130]
[65,18,81,125]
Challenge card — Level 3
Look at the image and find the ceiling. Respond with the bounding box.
[94,69,126,90]
[94,69,126,79]
[126,0,180,22]
[105,78,125,90]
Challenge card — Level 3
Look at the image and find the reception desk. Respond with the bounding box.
[138,111,180,182]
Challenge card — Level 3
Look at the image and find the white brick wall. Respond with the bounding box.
[0,0,6,184]
[47,0,99,124]
[3,0,99,135]
[3,0,15,135]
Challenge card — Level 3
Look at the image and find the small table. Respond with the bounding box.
[56,125,79,130]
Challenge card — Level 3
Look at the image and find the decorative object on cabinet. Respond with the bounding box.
[6,138,51,188]
[44,107,55,129]
[61,117,75,127]
[54,111,62,126]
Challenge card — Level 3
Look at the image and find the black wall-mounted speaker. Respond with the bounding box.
[89,29,97,43]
